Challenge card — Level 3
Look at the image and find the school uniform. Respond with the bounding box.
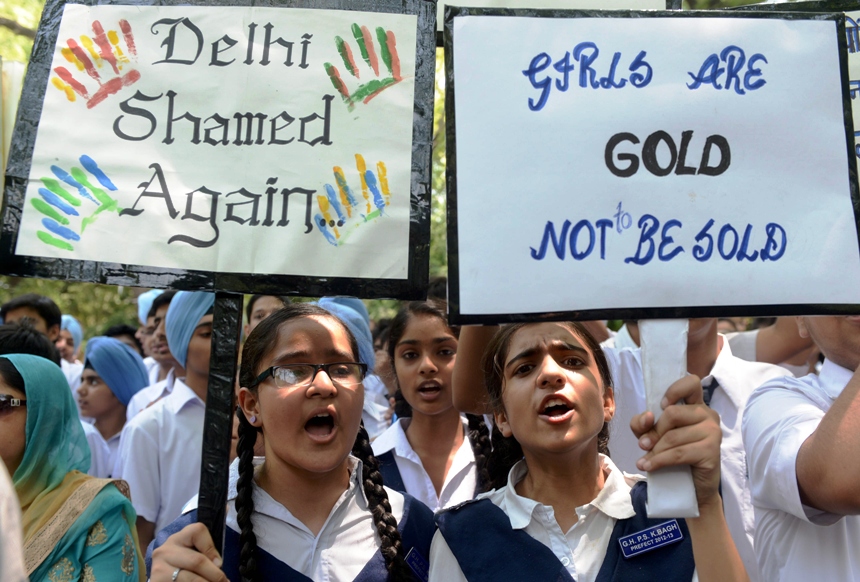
[146,455,436,582]
[115,376,205,532]
[372,417,477,512]
[743,360,860,582]
[126,368,176,420]
[363,373,393,441]
[430,455,695,582]
[80,420,121,478]
[604,337,788,582]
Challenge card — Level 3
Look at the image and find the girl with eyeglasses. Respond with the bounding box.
[371,300,490,511]
[148,303,435,582]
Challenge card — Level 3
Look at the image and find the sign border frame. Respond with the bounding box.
[444,6,860,325]
[0,0,437,300]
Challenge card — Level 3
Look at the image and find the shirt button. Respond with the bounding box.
[561,557,571,567]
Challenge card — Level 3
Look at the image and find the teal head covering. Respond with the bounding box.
[137,289,163,325]
[61,315,83,349]
[84,337,149,406]
[166,291,214,368]
[2,354,90,508]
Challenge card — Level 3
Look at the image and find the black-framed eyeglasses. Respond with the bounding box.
[249,362,367,389]
[0,395,26,412]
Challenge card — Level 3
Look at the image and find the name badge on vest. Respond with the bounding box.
[618,519,684,559]
[405,547,430,582]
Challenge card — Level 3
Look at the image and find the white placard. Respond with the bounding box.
[16,5,419,279]
[437,0,667,32]
[451,13,860,318]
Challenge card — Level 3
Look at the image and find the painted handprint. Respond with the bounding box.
[315,154,391,246]
[325,24,402,111]
[30,155,119,251]
[51,19,140,109]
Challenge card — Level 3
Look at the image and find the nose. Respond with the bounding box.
[77,384,87,397]
[306,368,338,398]
[418,353,438,375]
[536,355,566,388]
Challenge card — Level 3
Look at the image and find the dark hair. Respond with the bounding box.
[0,357,26,394]
[147,290,177,320]
[0,322,62,365]
[235,303,413,582]
[0,294,62,331]
[245,295,288,323]
[103,324,143,354]
[427,276,448,301]
[386,300,491,493]
[482,322,613,490]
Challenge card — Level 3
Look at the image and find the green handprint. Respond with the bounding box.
[315,154,391,246]
[325,24,403,111]
[30,155,119,251]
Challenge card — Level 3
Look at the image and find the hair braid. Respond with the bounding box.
[235,411,259,582]
[465,414,492,493]
[352,424,414,581]
[486,424,525,491]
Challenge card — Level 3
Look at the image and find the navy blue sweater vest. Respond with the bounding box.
[147,493,435,582]
[435,481,695,582]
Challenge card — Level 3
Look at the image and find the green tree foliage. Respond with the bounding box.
[0,0,42,63]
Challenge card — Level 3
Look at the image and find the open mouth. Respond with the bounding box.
[305,412,335,438]
[540,398,573,418]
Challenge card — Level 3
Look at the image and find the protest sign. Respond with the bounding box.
[445,9,860,324]
[0,0,436,299]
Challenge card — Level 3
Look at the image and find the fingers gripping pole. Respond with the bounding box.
[197,292,243,552]
[639,319,699,518]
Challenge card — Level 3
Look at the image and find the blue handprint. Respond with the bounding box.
[30,155,119,251]
[315,154,391,247]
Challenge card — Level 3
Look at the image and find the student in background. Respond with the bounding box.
[104,324,145,357]
[244,295,288,338]
[372,300,490,511]
[743,315,860,581]
[78,337,149,478]
[0,322,62,365]
[116,291,213,551]
[57,314,84,364]
[431,322,748,582]
[148,303,435,582]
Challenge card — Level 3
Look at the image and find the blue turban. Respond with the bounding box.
[61,315,83,349]
[325,297,370,327]
[83,337,149,406]
[318,298,374,374]
[166,291,215,369]
[137,289,163,325]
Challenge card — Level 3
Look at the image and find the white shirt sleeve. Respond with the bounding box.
[0,464,25,582]
[428,530,469,582]
[117,415,162,524]
[742,383,841,525]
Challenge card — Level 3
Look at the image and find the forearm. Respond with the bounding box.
[451,325,498,414]
[796,369,860,513]
[755,318,813,364]
[686,496,749,582]
[136,517,156,555]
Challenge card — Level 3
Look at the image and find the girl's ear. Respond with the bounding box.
[495,409,513,438]
[603,385,616,423]
[796,317,810,339]
[238,387,261,427]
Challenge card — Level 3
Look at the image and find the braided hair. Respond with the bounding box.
[482,322,613,489]
[235,303,412,582]
[387,300,491,493]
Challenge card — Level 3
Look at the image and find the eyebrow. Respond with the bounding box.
[270,348,355,364]
[505,341,589,371]
[396,336,456,347]
[195,322,213,331]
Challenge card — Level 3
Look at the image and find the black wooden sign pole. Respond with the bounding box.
[197,292,243,552]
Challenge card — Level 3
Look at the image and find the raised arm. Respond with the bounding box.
[754,317,814,364]
[795,367,860,514]
[451,325,498,414]
[631,376,749,582]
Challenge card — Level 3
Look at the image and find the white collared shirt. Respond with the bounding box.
[126,368,176,421]
[604,337,788,582]
[372,417,476,511]
[430,455,664,582]
[81,421,122,478]
[115,377,205,532]
[743,359,860,582]
[191,455,407,582]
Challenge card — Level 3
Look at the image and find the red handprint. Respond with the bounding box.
[51,19,140,109]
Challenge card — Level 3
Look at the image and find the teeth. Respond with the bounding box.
[545,399,567,408]
[315,413,331,418]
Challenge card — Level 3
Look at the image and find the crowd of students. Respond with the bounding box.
[0,285,856,581]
